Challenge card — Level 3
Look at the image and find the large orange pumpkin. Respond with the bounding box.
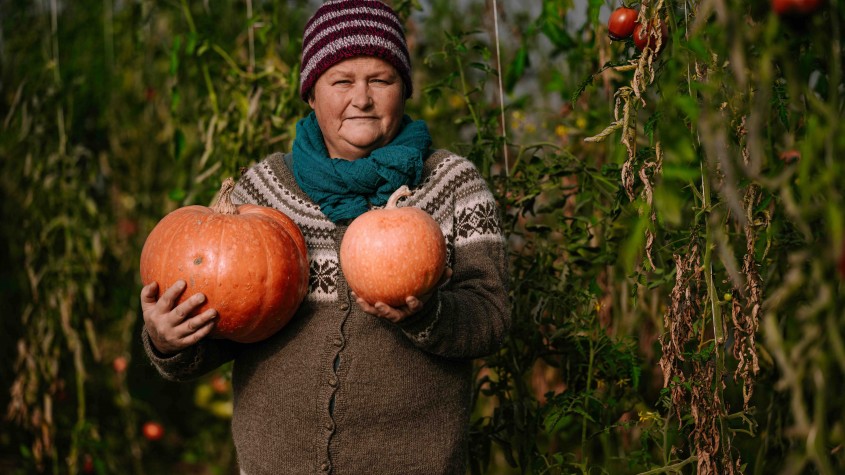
[140,178,309,343]
[340,186,446,307]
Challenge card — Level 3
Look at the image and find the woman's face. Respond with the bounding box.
[309,57,405,160]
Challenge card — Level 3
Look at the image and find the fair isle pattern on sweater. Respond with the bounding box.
[231,149,503,303]
[143,147,510,474]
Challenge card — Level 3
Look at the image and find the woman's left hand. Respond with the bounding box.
[353,268,452,323]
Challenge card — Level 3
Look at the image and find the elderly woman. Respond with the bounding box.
[140,1,510,473]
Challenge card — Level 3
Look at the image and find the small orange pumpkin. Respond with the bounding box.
[340,186,446,307]
[140,178,309,343]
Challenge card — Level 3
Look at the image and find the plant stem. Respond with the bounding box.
[455,53,482,135]
[701,160,732,465]
[636,455,698,475]
[211,177,240,214]
[181,0,219,115]
[580,335,596,464]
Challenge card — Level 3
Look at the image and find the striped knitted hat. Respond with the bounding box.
[299,0,412,102]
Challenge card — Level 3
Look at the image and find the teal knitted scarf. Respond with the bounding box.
[292,111,432,223]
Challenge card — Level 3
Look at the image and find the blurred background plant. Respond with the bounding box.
[1,0,843,474]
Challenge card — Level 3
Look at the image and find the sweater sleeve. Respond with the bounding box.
[142,327,242,382]
[397,161,511,359]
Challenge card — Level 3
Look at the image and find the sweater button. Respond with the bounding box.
[321,462,329,471]
[328,378,337,387]
[324,421,334,430]
[339,302,349,311]
[332,337,343,347]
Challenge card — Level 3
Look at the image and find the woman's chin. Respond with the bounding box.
[339,138,386,156]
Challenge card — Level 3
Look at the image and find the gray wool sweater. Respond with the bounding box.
[142,149,510,475]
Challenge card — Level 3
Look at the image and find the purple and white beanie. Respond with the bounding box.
[299,0,413,102]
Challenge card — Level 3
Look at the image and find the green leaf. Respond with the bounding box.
[504,46,529,93]
[621,213,649,272]
[772,78,790,129]
[540,0,575,51]
[588,0,603,26]
[173,128,186,161]
[170,35,182,76]
[185,32,197,55]
[672,95,700,122]
[169,188,186,202]
[544,409,574,434]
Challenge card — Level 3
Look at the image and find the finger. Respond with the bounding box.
[179,315,217,347]
[175,309,218,339]
[168,292,207,324]
[158,313,217,354]
[405,296,423,313]
[374,302,403,321]
[351,292,377,313]
[355,298,378,314]
[157,280,188,311]
[140,282,159,307]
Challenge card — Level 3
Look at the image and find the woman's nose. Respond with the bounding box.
[351,82,373,109]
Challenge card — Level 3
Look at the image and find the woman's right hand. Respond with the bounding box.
[140,280,218,355]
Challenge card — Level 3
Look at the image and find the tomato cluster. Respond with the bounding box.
[607,5,668,53]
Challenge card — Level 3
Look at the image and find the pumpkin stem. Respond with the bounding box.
[211,177,239,215]
[386,185,412,209]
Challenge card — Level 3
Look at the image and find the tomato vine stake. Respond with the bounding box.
[492,0,509,176]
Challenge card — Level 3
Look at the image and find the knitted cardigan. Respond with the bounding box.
[142,149,510,475]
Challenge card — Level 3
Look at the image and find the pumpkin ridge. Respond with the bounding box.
[231,214,263,339]
[169,209,195,308]
[248,217,273,341]
[210,210,227,335]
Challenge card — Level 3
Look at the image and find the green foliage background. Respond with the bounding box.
[1,0,843,474]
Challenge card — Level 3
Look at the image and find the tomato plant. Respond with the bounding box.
[608,6,638,40]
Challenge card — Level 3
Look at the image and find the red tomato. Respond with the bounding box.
[116,218,138,238]
[608,7,638,40]
[778,149,801,164]
[82,454,95,474]
[772,0,823,17]
[210,373,230,394]
[633,20,668,53]
[112,356,128,374]
[142,421,165,441]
